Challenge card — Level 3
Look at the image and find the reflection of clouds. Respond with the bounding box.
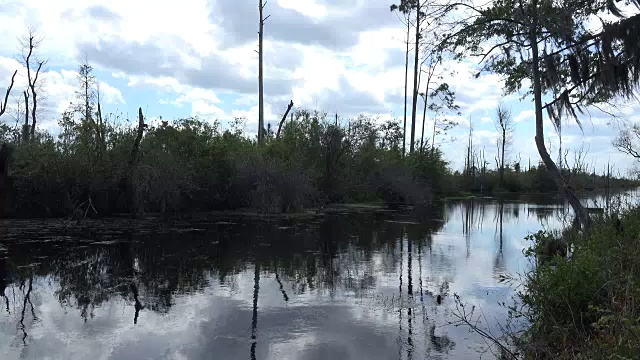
[1,281,220,360]
[2,190,638,360]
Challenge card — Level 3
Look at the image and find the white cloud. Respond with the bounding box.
[480,116,493,124]
[277,0,328,18]
[514,109,534,123]
[0,0,637,172]
[98,81,125,105]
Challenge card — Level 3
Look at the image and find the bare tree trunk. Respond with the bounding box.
[500,126,505,187]
[257,0,268,145]
[97,102,104,157]
[431,117,437,155]
[420,68,434,154]
[25,38,43,140]
[530,27,591,229]
[120,108,147,217]
[558,123,563,169]
[96,86,106,158]
[30,76,39,140]
[403,13,410,157]
[0,70,17,119]
[84,71,90,123]
[409,1,421,154]
[276,100,294,139]
[420,94,428,153]
[23,91,29,143]
[96,82,105,159]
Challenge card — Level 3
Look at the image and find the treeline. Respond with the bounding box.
[0,101,635,218]
[453,162,638,194]
[0,106,449,218]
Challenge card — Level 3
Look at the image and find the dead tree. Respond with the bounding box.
[402,11,411,156]
[21,31,46,140]
[257,0,270,145]
[0,70,17,119]
[96,83,105,158]
[390,6,412,157]
[119,108,147,217]
[22,91,29,143]
[495,104,513,188]
[409,0,422,153]
[276,100,294,139]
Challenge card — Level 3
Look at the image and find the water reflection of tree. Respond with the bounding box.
[455,199,487,259]
[18,275,36,345]
[493,201,507,275]
[250,262,260,360]
[0,256,9,312]
[392,219,457,358]
[526,206,556,222]
[1,207,457,353]
[2,266,38,346]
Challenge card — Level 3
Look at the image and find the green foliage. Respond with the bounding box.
[439,0,640,128]
[515,210,640,358]
[1,110,452,217]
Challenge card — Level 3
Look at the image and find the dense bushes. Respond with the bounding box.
[230,154,318,213]
[0,109,449,217]
[515,211,640,358]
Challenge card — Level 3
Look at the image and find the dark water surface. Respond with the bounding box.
[1,190,638,360]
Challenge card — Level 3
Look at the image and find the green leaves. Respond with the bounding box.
[437,0,640,130]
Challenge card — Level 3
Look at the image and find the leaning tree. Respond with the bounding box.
[437,0,640,228]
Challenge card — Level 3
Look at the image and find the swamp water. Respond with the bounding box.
[1,189,638,360]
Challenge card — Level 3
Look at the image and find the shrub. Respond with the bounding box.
[517,211,640,359]
[230,154,318,213]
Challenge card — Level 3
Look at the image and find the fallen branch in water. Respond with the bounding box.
[70,196,98,221]
[449,293,518,359]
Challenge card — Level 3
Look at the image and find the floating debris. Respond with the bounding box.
[384,220,421,225]
[166,228,205,233]
[91,240,120,245]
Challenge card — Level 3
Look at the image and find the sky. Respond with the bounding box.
[0,0,639,174]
